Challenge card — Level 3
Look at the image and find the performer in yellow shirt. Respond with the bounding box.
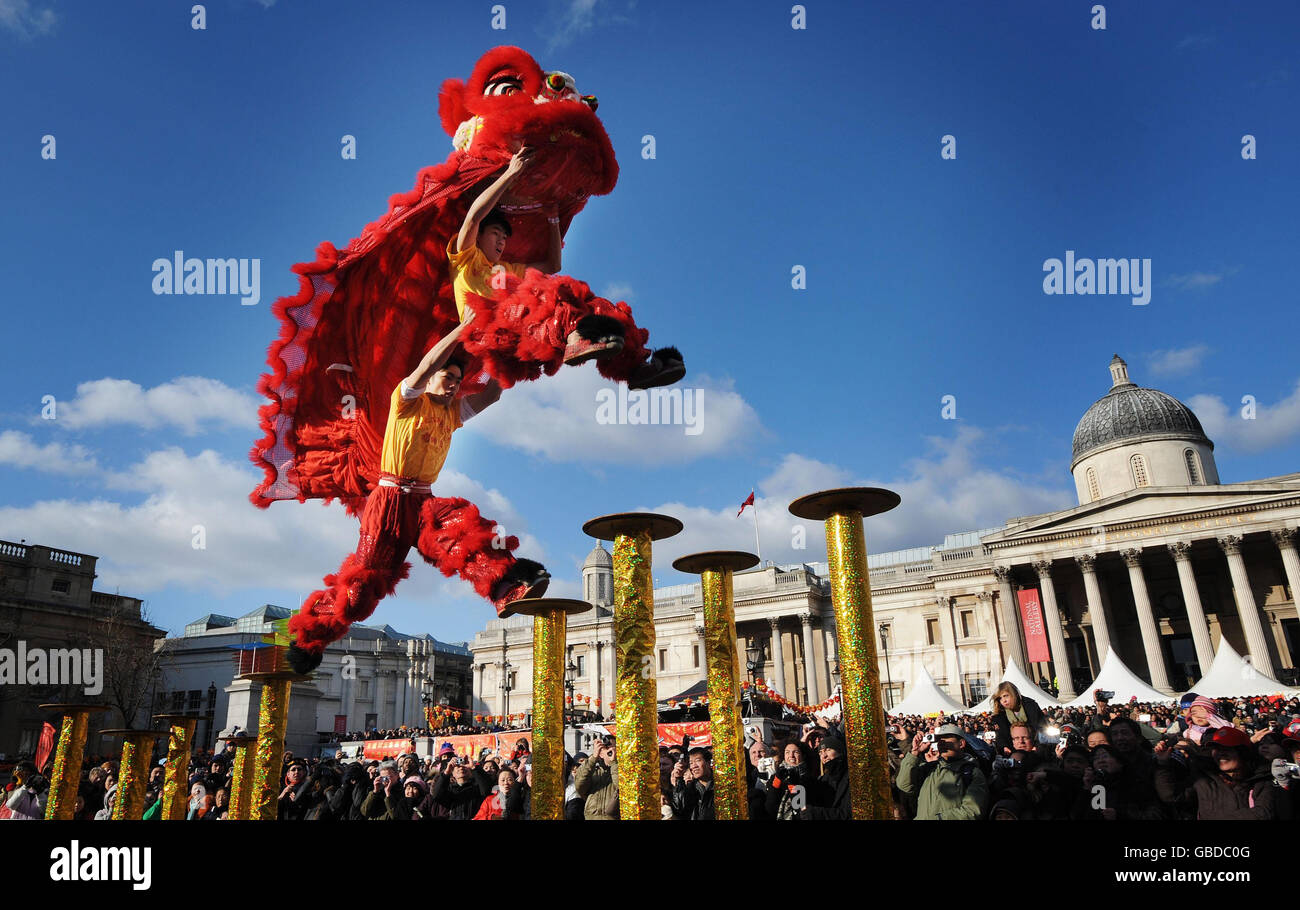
[287,315,549,673]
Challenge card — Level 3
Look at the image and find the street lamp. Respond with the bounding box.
[879,623,892,710]
[500,660,514,721]
[744,639,763,719]
[564,658,577,729]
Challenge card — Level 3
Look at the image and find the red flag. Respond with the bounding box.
[737,492,755,516]
[35,722,56,773]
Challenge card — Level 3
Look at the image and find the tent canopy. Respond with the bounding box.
[1186,638,1300,698]
[888,666,967,716]
[1060,650,1173,707]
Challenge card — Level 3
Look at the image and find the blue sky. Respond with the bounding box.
[1,0,1297,645]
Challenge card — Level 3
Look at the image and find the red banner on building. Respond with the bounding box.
[1016,588,1051,664]
[597,721,713,748]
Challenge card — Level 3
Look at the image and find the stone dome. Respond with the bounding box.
[583,543,612,569]
[1070,355,1212,465]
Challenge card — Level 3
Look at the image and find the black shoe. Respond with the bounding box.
[286,643,323,675]
[493,559,551,616]
[627,346,685,390]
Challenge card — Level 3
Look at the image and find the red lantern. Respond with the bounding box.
[683,698,693,707]
[668,699,677,708]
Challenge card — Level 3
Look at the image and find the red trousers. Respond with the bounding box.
[288,485,519,653]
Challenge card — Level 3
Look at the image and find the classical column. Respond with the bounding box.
[992,566,1028,670]
[976,591,1003,682]
[1075,554,1111,663]
[1120,549,1172,693]
[936,595,961,700]
[1272,528,1300,622]
[768,616,787,695]
[1032,560,1076,700]
[822,621,839,695]
[800,614,821,704]
[1218,535,1276,675]
[1167,542,1214,671]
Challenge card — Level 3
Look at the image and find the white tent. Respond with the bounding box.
[887,666,967,716]
[1061,650,1174,707]
[1186,638,1300,698]
[959,658,1060,714]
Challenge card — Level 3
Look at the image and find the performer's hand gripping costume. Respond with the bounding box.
[249,47,684,674]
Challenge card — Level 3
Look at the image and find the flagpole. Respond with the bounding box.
[752,488,762,564]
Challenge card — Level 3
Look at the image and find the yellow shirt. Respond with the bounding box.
[446,237,527,321]
[379,383,471,483]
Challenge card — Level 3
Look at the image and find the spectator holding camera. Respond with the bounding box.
[575,736,619,820]
[896,724,988,820]
[431,754,490,819]
[1154,726,1290,820]
[766,739,815,820]
[670,747,715,820]
[796,731,853,820]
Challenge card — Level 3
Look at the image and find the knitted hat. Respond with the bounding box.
[403,775,428,792]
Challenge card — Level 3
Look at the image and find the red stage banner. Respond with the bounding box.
[598,721,712,748]
[433,733,498,761]
[496,731,533,757]
[362,738,416,760]
[1016,588,1051,664]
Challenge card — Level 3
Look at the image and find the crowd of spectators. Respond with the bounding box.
[4,687,1296,820]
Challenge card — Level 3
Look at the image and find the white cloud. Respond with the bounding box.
[467,363,763,464]
[642,427,1075,574]
[0,0,56,38]
[1146,345,1210,377]
[543,0,601,50]
[50,377,258,436]
[0,430,98,474]
[0,447,544,612]
[601,282,634,302]
[1165,271,1227,290]
[1187,380,1300,453]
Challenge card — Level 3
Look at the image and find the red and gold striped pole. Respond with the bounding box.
[100,729,163,819]
[583,512,682,820]
[789,487,900,820]
[672,551,758,820]
[509,598,592,820]
[153,714,198,820]
[39,703,109,820]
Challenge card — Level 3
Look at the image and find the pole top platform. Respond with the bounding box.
[507,597,594,617]
[239,671,314,684]
[672,550,759,574]
[582,511,683,541]
[99,728,163,738]
[788,487,901,521]
[39,703,110,714]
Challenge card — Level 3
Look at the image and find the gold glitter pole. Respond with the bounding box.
[511,598,592,820]
[100,729,162,820]
[790,487,900,820]
[153,714,198,820]
[221,734,258,820]
[673,551,758,820]
[243,671,307,821]
[39,704,108,820]
[584,512,682,820]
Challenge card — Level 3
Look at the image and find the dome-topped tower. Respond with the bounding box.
[582,542,613,608]
[1070,355,1219,504]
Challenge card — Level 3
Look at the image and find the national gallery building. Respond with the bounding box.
[469,355,1300,714]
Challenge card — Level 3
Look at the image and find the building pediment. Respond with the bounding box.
[982,476,1300,551]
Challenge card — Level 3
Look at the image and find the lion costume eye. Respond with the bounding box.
[484,76,523,96]
[582,94,598,112]
[546,73,566,92]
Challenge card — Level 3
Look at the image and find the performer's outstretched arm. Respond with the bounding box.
[455,146,532,254]
[404,321,468,390]
[526,210,562,274]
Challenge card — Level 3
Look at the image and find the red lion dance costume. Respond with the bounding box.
[250,47,684,673]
